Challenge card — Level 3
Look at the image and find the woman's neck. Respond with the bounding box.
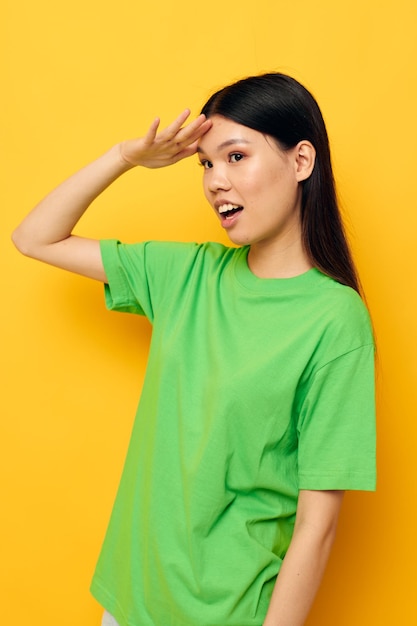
[247,239,312,279]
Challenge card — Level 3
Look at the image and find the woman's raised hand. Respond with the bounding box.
[119,110,212,169]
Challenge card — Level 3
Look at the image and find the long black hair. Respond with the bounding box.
[201,73,361,295]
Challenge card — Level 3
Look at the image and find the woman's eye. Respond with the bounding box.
[230,153,244,163]
[199,159,213,169]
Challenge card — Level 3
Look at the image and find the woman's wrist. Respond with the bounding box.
[116,141,139,169]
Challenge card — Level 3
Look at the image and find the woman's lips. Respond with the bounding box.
[217,204,244,227]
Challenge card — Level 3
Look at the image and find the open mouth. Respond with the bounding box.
[218,204,244,219]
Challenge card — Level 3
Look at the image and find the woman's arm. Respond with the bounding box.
[12,110,211,282]
[263,489,344,626]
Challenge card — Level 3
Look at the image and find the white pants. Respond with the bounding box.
[102,611,120,626]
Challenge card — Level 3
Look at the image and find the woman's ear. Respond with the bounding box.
[294,141,316,182]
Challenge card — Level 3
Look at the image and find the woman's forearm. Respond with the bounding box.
[263,490,344,626]
[12,144,131,257]
[263,519,336,625]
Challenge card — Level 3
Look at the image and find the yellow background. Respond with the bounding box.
[2,0,416,624]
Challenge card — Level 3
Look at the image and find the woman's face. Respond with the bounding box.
[197,115,307,253]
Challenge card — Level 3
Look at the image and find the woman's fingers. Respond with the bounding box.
[161,109,192,140]
[176,114,212,146]
[120,110,212,168]
[168,139,202,164]
[158,111,211,147]
[142,117,161,145]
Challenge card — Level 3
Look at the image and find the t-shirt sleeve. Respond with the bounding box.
[297,343,376,491]
[99,239,200,321]
[100,239,150,317]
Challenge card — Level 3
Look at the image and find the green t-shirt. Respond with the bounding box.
[91,240,376,626]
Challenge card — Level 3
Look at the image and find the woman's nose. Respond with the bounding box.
[207,167,232,192]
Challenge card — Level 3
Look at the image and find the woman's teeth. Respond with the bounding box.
[218,204,243,217]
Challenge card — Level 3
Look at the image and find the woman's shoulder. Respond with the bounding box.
[318,275,370,320]
[311,274,374,350]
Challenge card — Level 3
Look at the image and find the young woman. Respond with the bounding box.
[12,73,376,626]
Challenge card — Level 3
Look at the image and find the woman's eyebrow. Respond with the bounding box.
[197,138,251,153]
